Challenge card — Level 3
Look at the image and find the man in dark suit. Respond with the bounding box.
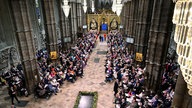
[10,84,20,105]
[113,79,119,96]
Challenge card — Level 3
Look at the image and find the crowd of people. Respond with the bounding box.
[105,31,179,108]
[0,31,98,105]
[0,30,180,107]
[0,64,28,105]
[35,32,97,98]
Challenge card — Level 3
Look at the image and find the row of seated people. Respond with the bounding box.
[35,32,97,99]
[105,31,129,83]
[35,65,65,98]
[106,33,178,108]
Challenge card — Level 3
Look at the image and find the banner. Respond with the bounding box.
[50,51,57,59]
[101,24,108,30]
[136,53,143,62]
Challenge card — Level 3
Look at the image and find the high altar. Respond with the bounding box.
[87,10,121,33]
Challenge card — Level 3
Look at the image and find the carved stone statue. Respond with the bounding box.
[90,18,98,30]
[110,18,118,30]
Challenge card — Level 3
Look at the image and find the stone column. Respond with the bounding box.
[145,0,174,90]
[77,3,83,28]
[182,95,192,108]
[122,3,127,35]
[76,2,83,40]
[134,0,154,67]
[172,72,188,108]
[82,11,87,33]
[171,72,192,108]
[58,0,66,50]
[120,4,126,34]
[70,2,78,43]
[41,0,58,54]
[124,2,130,35]
[122,1,139,53]
[11,0,40,92]
[123,0,139,52]
[127,0,139,39]
[65,11,72,49]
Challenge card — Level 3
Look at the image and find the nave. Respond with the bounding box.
[27,38,114,108]
[0,31,179,108]
[1,0,192,107]
[0,33,115,108]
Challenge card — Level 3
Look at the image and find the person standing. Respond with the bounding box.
[99,35,102,42]
[113,79,119,96]
[9,85,20,105]
[104,34,107,41]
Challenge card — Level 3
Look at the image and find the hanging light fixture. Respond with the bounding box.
[111,0,130,16]
[115,0,123,16]
[112,0,128,16]
[116,5,122,16]
[173,0,192,95]
[91,0,95,13]
[112,0,117,13]
[172,0,177,3]
[62,0,70,18]
[116,0,122,4]
[83,0,87,13]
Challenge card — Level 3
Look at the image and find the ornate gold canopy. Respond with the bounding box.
[87,9,120,32]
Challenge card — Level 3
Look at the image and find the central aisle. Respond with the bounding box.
[27,41,114,108]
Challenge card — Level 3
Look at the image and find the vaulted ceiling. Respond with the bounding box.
[95,0,113,10]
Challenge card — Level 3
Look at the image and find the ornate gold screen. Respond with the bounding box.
[87,10,120,32]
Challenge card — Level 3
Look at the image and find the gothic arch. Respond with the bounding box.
[0,46,20,72]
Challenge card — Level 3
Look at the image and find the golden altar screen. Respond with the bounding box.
[87,10,120,32]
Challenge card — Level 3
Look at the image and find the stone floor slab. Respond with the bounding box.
[15,100,29,107]
[78,95,93,108]
[94,58,100,63]
[97,51,107,55]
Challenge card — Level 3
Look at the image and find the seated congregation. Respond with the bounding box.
[105,31,179,108]
[35,32,98,98]
[0,32,98,101]
[0,30,179,107]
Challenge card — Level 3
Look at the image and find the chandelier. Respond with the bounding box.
[116,0,123,16]
[112,0,117,13]
[91,0,95,13]
[173,0,192,95]
[83,0,87,13]
[172,0,177,3]
[112,0,130,16]
[62,0,70,18]
[112,0,122,16]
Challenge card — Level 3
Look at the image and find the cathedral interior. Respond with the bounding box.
[0,0,192,108]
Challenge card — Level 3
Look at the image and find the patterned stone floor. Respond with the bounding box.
[0,41,114,108]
